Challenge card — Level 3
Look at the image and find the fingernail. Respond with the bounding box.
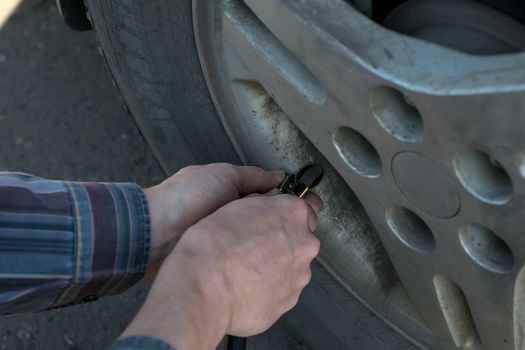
[308,215,318,231]
[271,170,286,181]
[318,200,325,212]
[310,203,323,215]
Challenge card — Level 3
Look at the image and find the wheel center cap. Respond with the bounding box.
[392,151,460,218]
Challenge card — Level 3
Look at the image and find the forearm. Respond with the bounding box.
[0,173,150,314]
[120,252,228,350]
[121,294,223,350]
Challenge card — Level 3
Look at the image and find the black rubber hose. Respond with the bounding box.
[225,336,247,350]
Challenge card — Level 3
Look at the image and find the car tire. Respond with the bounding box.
[84,1,419,349]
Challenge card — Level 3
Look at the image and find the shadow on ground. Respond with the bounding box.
[0,0,163,349]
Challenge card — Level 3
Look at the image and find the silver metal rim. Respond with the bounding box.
[193,0,525,348]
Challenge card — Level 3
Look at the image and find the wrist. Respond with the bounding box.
[143,185,184,279]
[122,250,229,349]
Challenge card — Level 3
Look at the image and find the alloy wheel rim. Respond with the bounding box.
[193,0,525,348]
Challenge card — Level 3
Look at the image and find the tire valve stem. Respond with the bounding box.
[278,163,324,198]
[225,163,324,350]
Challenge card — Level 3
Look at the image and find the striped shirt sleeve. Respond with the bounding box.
[0,172,150,314]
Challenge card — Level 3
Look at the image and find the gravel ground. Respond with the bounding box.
[0,0,304,349]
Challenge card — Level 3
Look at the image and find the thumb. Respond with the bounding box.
[244,188,281,198]
[232,166,285,196]
[304,193,324,214]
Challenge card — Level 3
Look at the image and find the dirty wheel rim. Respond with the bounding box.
[193,0,525,348]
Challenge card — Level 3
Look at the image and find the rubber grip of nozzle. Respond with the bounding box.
[225,335,246,350]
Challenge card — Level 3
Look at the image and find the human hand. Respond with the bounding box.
[143,163,284,278]
[121,193,323,350]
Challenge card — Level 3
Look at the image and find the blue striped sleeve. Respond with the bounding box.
[0,172,150,314]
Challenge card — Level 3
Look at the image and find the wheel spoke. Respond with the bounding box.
[243,0,525,96]
[463,276,514,349]
[223,2,326,105]
[240,0,360,100]
[223,2,336,151]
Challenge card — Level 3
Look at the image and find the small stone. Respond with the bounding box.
[120,133,128,141]
[0,55,6,63]
[37,42,45,50]
[16,328,31,341]
[15,137,23,145]
[24,141,32,149]
[64,334,74,346]
[0,112,6,121]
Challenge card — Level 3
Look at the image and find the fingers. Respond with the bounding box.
[245,188,281,198]
[305,234,321,260]
[304,192,323,214]
[226,164,285,196]
[295,266,313,289]
[284,196,321,256]
[294,225,321,262]
[278,267,313,314]
[305,200,319,232]
[263,188,281,196]
[221,165,325,216]
[271,194,319,231]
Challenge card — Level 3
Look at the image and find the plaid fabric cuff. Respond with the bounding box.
[54,182,151,305]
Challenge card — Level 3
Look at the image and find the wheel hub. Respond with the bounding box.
[392,151,460,218]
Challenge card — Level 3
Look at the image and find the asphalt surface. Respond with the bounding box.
[0,0,304,349]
